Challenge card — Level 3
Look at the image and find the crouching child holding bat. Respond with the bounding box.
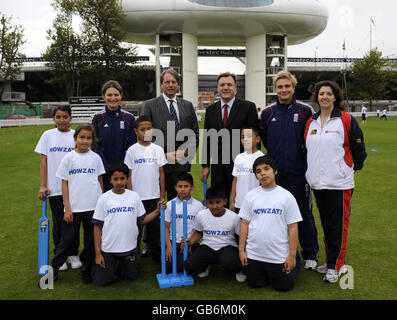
[91,162,165,287]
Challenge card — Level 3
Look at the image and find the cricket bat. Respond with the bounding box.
[202,179,207,205]
[38,194,50,275]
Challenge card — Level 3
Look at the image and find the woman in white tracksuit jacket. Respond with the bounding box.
[304,80,367,283]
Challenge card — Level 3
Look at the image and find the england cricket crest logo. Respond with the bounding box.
[40,221,48,233]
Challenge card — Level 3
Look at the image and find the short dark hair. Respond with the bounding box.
[205,187,226,200]
[175,172,194,186]
[241,126,260,137]
[216,72,237,84]
[136,115,152,128]
[73,124,96,141]
[253,155,277,173]
[311,80,345,110]
[161,68,180,85]
[107,162,129,179]
[53,105,72,117]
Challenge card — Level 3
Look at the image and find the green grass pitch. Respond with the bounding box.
[0,117,396,300]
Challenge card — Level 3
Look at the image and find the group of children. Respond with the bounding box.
[36,105,305,292]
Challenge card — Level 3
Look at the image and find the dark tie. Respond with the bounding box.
[223,104,228,127]
[169,100,179,131]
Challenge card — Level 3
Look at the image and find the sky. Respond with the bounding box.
[1,0,397,74]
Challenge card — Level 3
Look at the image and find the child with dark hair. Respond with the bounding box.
[124,115,167,261]
[52,124,105,283]
[91,162,164,287]
[183,187,245,282]
[238,155,302,292]
[35,106,79,271]
[164,172,205,273]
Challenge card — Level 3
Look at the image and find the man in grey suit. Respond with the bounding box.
[141,69,199,200]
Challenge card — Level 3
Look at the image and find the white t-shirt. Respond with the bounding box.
[194,208,240,251]
[165,197,205,243]
[232,150,264,208]
[93,189,146,253]
[56,150,105,212]
[124,143,167,200]
[34,128,75,197]
[239,186,302,264]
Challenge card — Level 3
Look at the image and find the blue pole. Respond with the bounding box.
[160,207,166,276]
[171,200,177,275]
[183,200,188,276]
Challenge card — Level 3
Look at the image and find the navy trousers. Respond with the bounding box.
[276,175,319,261]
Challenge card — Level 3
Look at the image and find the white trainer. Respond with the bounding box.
[323,265,349,283]
[316,263,328,274]
[59,262,68,271]
[304,259,318,271]
[69,256,83,269]
[235,271,247,283]
[198,266,210,278]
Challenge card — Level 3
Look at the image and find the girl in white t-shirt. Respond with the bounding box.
[34,106,79,271]
[239,155,302,292]
[51,125,105,283]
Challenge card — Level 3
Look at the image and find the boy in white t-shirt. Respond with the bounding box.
[124,115,167,261]
[164,173,205,273]
[91,163,164,287]
[230,126,264,213]
[183,187,245,282]
[34,106,81,271]
[239,155,302,292]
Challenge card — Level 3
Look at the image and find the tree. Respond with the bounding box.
[43,13,86,97]
[46,0,138,95]
[0,12,25,100]
[348,49,394,108]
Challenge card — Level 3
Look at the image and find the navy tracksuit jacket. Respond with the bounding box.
[260,96,319,261]
[90,106,137,169]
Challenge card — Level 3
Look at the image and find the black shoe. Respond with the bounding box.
[141,246,152,258]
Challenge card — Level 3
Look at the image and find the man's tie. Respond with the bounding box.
[223,104,228,128]
[169,100,179,131]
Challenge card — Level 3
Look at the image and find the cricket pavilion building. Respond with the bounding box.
[121,0,329,107]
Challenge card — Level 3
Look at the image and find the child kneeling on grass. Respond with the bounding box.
[182,187,246,283]
[238,155,302,292]
[91,162,165,287]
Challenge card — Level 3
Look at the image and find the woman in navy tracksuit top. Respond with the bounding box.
[305,80,367,283]
[90,80,137,191]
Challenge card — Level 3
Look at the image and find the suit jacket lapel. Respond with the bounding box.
[214,101,223,129]
[158,96,172,122]
[225,98,240,128]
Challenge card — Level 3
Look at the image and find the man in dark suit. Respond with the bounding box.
[142,69,199,200]
[201,72,259,202]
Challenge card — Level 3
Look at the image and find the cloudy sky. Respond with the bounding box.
[1,0,396,74]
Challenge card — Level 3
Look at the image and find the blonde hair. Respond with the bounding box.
[273,71,298,88]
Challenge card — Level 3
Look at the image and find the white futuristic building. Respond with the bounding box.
[121,0,329,107]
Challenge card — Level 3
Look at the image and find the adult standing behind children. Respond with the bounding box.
[124,115,167,262]
[141,69,199,200]
[305,80,367,283]
[201,72,259,202]
[35,106,81,271]
[259,71,319,271]
[90,80,137,191]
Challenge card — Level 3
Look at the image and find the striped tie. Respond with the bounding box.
[169,100,179,131]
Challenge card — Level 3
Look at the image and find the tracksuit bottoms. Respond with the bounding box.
[313,189,353,271]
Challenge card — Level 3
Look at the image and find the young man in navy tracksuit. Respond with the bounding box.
[259,71,319,270]
[90,80,137,191]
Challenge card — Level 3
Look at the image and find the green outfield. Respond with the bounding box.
[0,117,396,300]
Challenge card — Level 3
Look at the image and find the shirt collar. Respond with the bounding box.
[163,93,177,104]
[220,96,236,108]
[174,196,193,204]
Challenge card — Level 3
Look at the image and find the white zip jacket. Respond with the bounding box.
[304,108,367,190]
